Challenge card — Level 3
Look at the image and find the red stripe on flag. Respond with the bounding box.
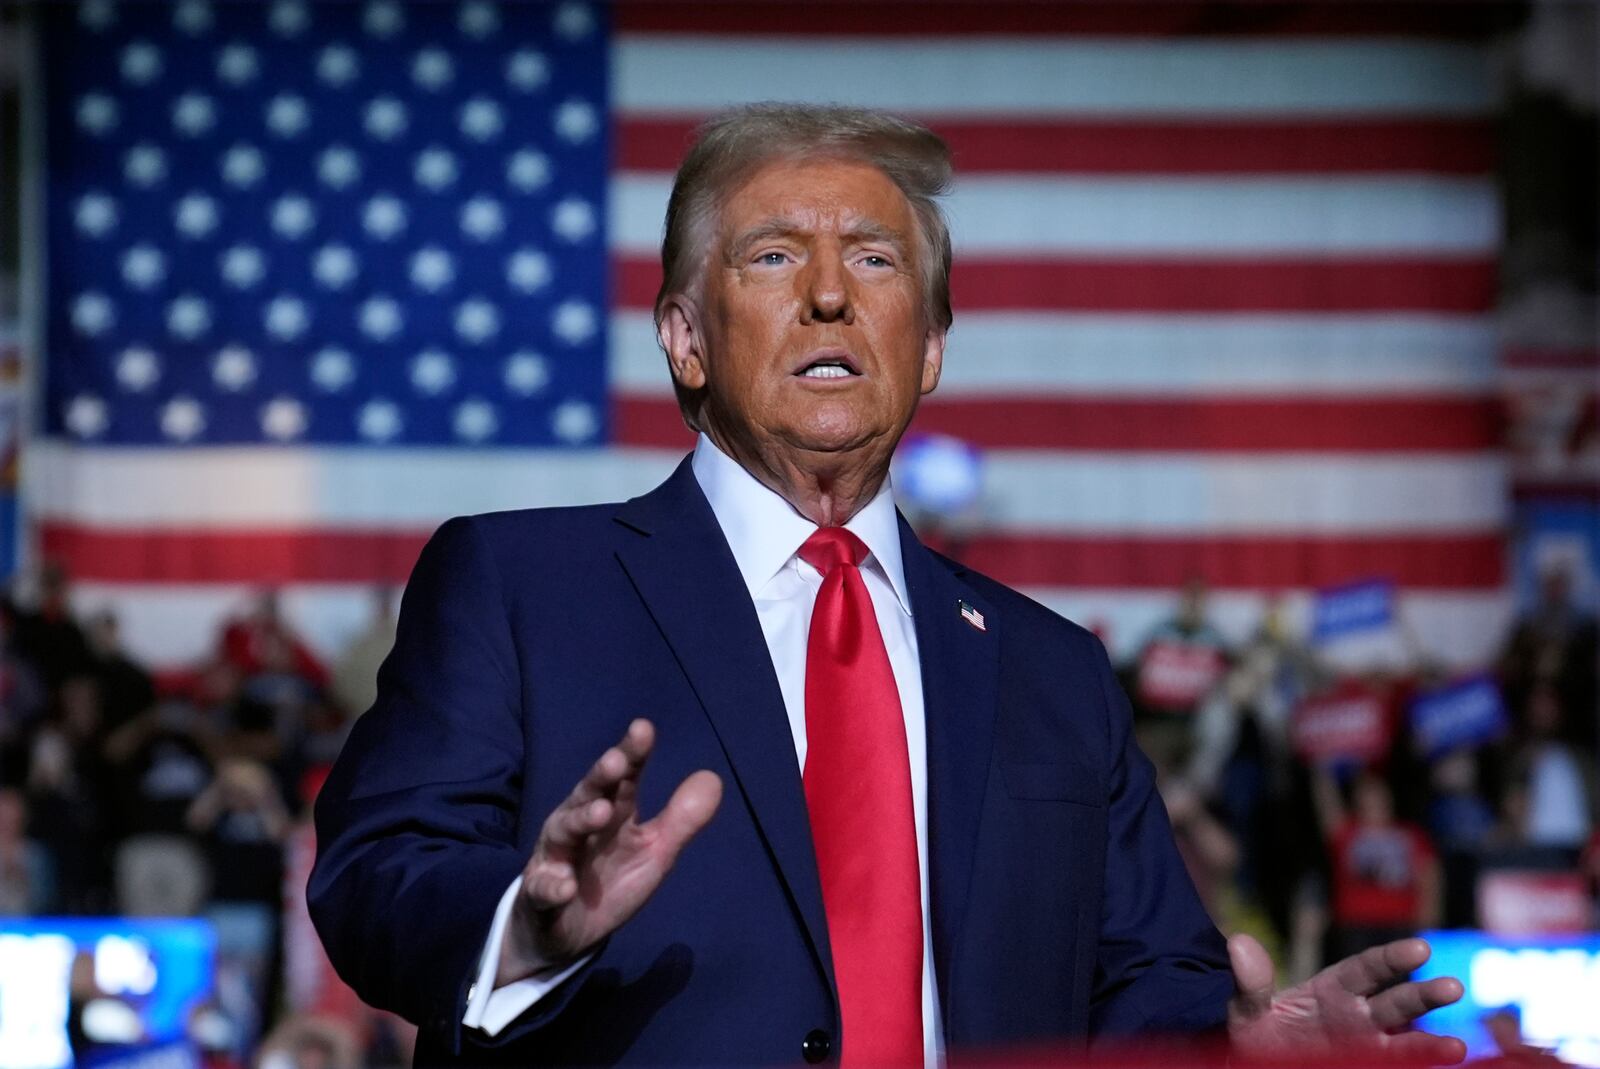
[40,526,431,585]
[1503,347,1600,371]
[613,395,1504,452]
[38,524,1503,589]
[615,2,1508,38]
[952,533,1505,589]
[617,117,1496,175]
[616,256,1497,313]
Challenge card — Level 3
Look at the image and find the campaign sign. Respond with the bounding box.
[1415,929,1600,1067]
[1478,871,1593,936]
[1291,686,1391,763]
[1410,675,1509,759]
[1311,578,1396,643]
[0,919,214,1069]
[1136,641,1225,711]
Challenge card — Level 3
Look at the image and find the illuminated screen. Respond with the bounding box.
[0,918,215,1069]
[1417,929,1600,1067]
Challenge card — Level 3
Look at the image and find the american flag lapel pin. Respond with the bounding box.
[958,600,986,632]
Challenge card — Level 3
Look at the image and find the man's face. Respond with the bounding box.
[662,157,944,470]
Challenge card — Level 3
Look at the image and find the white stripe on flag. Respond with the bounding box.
[29,444,1504,534]
[614,38,1497,116]
[609,312,1500,396]
[610,174,1502,256]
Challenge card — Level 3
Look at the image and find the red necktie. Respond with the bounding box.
[799,527,923,1067]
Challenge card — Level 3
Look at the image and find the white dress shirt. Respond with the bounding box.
[465,435,942,1065]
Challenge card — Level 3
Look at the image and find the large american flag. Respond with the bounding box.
[31,0,1508,670]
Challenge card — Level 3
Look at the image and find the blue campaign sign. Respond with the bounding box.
[1416,930,1600,1067]
[1311,578,1396,642]
[1410,675,1509,758]
[0,918,214,1069]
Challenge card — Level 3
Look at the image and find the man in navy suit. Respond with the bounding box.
[310,105,1464,1066]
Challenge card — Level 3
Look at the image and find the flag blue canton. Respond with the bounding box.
[43,0,610,447]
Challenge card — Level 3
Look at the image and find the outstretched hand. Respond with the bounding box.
[496,719,723,986]
[1227,934,1466,1065]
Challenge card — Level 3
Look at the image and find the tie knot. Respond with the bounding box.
[798,527,869,575]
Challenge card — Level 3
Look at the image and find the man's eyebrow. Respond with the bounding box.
[841,220,911,256]
[725,217,912,261]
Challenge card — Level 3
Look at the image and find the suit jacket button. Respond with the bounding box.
[801,1029,832,1064]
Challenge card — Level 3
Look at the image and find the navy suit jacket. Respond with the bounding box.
[309,458,1232,1065]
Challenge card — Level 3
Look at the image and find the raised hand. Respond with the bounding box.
[1227,933,1467,1064]
[496,719,723,986]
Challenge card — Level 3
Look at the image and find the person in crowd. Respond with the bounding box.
[1500,562,1597,754]
[10,562,96,690]
[1313,766,1441,959]
[104,700,215,916]
[1513,683,1593,859]
[26,677,113,912]
[1425,749,1497,928]
[221,592,329,691]
[330,587,398,720]
[0,598,47,783]
[255,1015,362,1069]
[86,609,156,735]
[189,758,294,1063]
[188,758,291,909]
[1129,577,1234,740]
[0,785,53,915]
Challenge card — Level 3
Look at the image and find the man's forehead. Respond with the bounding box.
[719,157,915,237]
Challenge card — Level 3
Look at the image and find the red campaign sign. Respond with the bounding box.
[1136,641,1225,711]
[1291,688,1391,763]
[1478,870,1593,935]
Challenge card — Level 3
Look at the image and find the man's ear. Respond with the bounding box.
[658,297,708,391]
[919,327,946,396]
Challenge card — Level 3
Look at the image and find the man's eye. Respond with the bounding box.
[755,251,789,265]
[860,254,892,268]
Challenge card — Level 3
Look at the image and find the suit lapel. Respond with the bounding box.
[900,517,1000,1022]
[613,459,836,994]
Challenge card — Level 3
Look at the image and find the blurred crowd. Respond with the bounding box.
[0,566,404,1069]
[1122,572,1599,991]
[0,561,1596,1068]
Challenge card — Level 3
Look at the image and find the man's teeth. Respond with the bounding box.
[801,364,852,379]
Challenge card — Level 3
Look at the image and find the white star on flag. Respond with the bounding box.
[212,346,257,391]
[453,398,499,442]
[357,399,402,442]
[160,396,206,442]
[220,245,267,290]
[116,347,162,392]
[311,348,356,393]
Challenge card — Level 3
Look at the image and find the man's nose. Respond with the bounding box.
[799,252,854,325]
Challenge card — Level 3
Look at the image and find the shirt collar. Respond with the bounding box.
[691,433,913,616]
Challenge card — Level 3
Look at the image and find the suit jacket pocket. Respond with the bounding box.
[999,761,1104,806]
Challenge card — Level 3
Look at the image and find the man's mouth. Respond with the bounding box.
[794,350,861,380]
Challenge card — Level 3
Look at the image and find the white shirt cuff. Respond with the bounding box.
[461,876,594,1037]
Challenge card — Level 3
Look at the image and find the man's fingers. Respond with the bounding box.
[573,722,654,802]
[1383,1030,1467,1065]
[1226,933,1276,1022]
[521,859,578,911]
[540,720,658,857]
[1329,937,1433,998]
[615,718,655,766]
[644,770,724,860]
[1369,976,1464,1033]
[540,794,617,860]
